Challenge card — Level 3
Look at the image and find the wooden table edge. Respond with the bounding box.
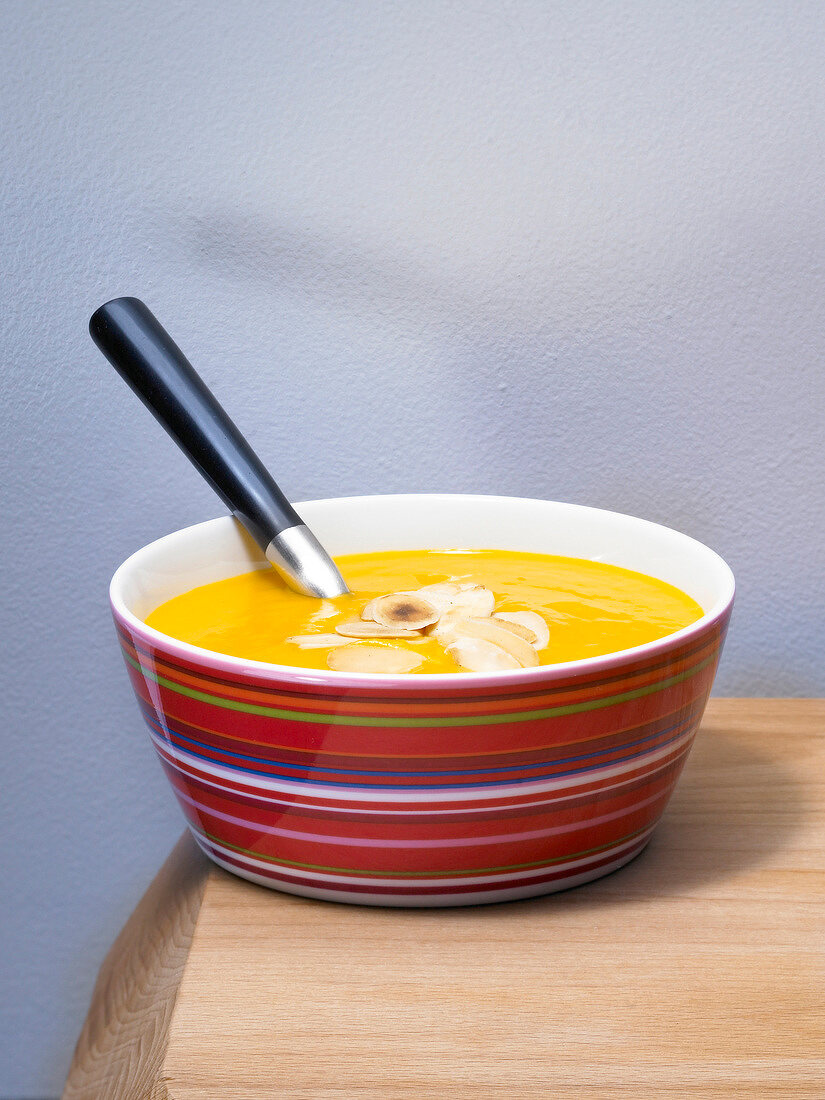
[62,834,209,1100]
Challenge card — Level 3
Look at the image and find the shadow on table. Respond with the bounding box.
[500,716,808,916]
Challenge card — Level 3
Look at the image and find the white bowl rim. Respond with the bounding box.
[109,493,735,689]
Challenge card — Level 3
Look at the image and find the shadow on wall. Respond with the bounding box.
[183,209,520,338]
[161,208,737,521]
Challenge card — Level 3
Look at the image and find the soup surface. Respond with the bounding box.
[144,549,704,674]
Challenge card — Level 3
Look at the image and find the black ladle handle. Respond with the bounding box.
[90,297,348,598]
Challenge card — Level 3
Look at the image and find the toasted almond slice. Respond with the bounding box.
[371,593,440,630]
[414,582,464,614]
[492,619,537,643]
[456,617,539,668]
[328,644,423,674]
[449,584,495,618]
[286,633,352,648]
[428,609,471,646]
[335,619,423,639]
[361,597,382,622]
[494,611,550,650]
[447,636,521,672]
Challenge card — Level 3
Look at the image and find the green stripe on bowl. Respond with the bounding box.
[124,650,716,728]
[194,822,652,877]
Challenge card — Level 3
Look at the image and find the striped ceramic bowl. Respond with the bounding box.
[110,495,734,907]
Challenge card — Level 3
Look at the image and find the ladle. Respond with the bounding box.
[89,297,349,599]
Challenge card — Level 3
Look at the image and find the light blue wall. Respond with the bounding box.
[2,1,823,1094]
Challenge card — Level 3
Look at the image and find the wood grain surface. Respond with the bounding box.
[64,700,825,1098]
[62,834,209,1100]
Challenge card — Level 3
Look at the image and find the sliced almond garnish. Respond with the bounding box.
[297,577,548,675]
[492,619,537,643]
[447,636,521,672]
[371,593,440,630]
[449,584,495,618]
[328,644,424,674]
[286,633,352,648]
[414,582,464,614]
[428,608,471,646]
[335,619,423,639]
[494,611,550,650]
[454,617,539,668]
[361,597,381,622]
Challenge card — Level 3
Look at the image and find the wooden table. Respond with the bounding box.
[63,700,825,1098]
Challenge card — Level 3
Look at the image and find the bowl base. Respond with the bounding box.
[193,834,651,908]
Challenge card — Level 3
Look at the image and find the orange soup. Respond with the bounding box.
[145,549,704,674]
